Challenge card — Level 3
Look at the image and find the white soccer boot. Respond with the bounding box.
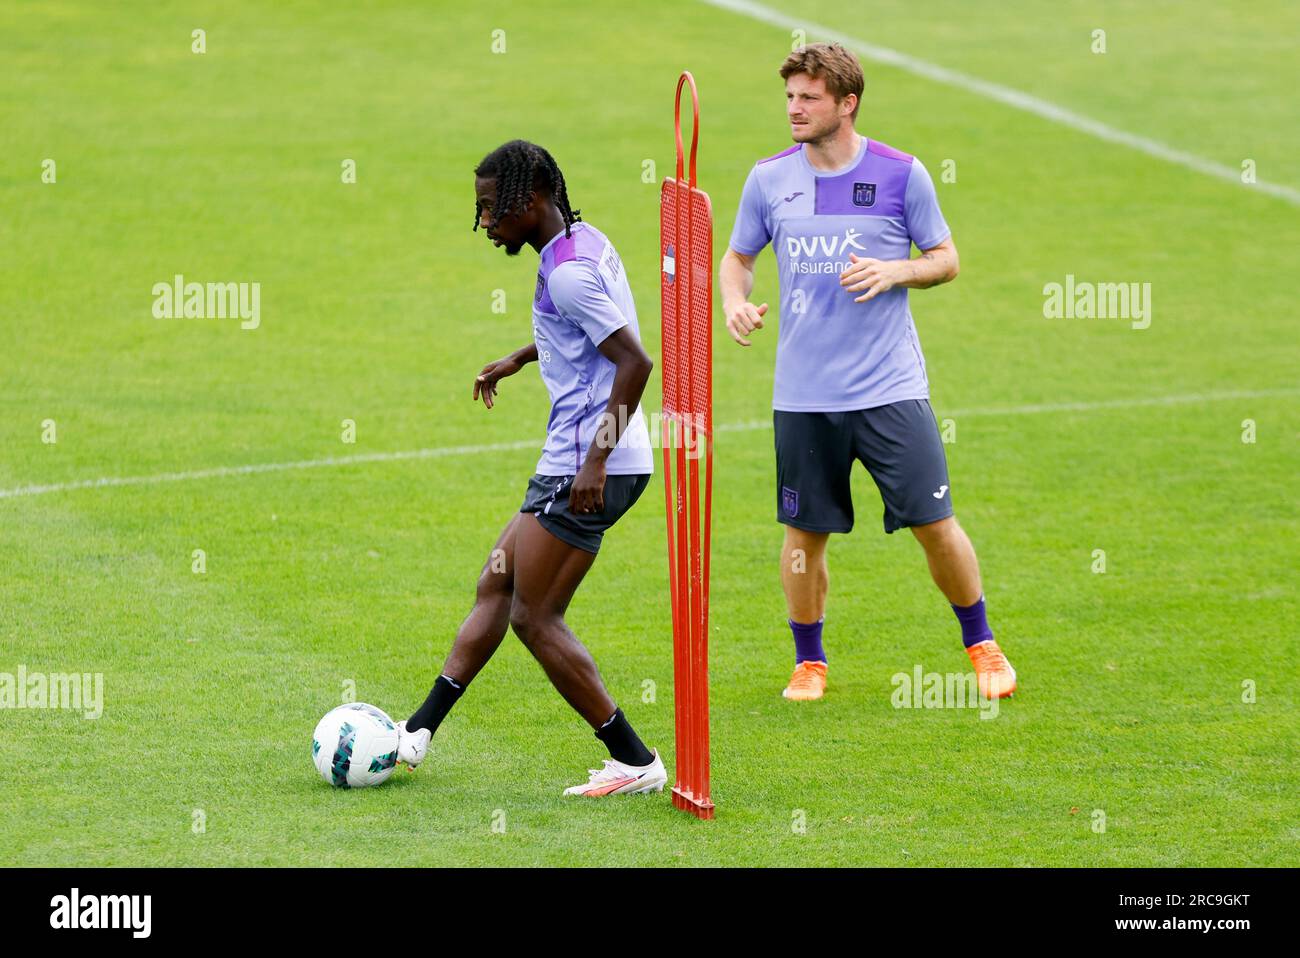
[395,720,431,769]
[562,749,667,797]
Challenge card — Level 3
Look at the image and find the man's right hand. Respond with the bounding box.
[724,300,768,347]
[472,355,523,409]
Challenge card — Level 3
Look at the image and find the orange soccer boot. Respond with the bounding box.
[782,660,828,701]
[966,639,1017,699]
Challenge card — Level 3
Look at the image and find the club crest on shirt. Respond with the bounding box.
[852,181,877,207]
[534,271,546,302]
[782,486,799,517]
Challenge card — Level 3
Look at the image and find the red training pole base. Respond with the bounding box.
[671,785,716,820]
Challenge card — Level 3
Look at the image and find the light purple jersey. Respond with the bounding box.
[729,137,951,412]
[532,222,653,476]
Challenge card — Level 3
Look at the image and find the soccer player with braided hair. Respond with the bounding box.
[472,139,581,242]
[392,139,666,798]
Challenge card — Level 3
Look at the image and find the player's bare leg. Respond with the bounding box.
[780,525,830,701]
[508,513,610,725]
[909,515,980,605]
[781,524,829,621]
[911,516,1016,698]
[442,513,521,683]
[397,514,520,766]
[508,514,665,795]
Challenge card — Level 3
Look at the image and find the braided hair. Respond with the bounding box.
[473,140,581,237]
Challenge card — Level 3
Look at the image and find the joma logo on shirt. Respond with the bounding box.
[785,228,867,259]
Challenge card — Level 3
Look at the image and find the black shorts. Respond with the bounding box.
[774,400,953,535]
[519,472,650,554]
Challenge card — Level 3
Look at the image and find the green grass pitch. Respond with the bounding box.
[1,0,1296,866]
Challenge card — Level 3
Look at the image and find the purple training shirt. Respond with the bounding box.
[532,222,653,477]
[729,136,951,412]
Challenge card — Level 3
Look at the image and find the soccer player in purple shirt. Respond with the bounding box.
[393,141,667,797]
[720,43,1017,701]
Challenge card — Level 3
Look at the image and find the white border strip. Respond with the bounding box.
[2,388,1293,501]
[698,0,1300,206]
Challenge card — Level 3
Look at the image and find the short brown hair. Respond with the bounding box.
[779,42,864,119]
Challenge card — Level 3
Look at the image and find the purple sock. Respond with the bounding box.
[789,618,825,664]
[952,595,994,648]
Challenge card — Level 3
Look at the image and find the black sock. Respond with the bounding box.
[407,674,467,735]
[594,707,654,767]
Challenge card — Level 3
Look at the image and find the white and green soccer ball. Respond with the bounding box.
[311,702,400,788]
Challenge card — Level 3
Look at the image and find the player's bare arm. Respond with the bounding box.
[570,327,653,514]
[473,342,537,409]
[839,236,960,303]
[720,247,769,346]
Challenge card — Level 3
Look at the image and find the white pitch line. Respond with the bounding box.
[698,0,1300,207]
[2,388,1293,502]
[0,438,540,501]
[941,387,1300,418]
